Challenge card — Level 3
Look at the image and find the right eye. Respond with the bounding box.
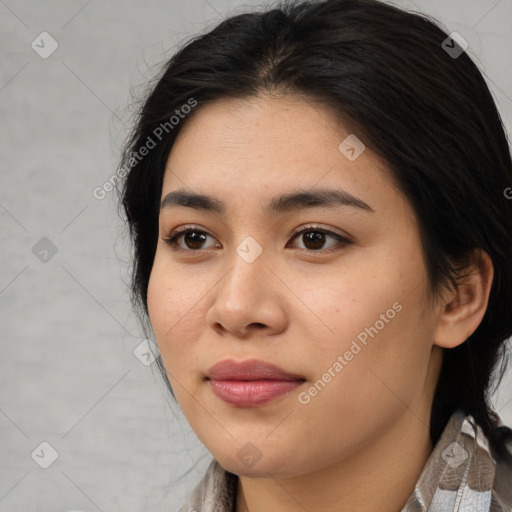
[162,226,221,252]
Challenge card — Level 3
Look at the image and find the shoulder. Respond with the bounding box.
[178,458,238,512]
[493,453,512,511]
[488,426,512,511]
[441,411,512,511]
[403,410,512,512]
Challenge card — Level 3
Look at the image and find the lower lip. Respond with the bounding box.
[208,379,304,407]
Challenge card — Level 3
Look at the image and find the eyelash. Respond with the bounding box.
[161,224,352,254]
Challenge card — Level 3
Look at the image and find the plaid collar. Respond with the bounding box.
[402,410,511,511]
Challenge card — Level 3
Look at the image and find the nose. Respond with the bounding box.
[205,243,288,339]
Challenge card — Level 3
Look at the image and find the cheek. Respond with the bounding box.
[296,293,433,443]
[298,246,433,399]
[147,267,172,341]
[291,263,398,353]
[146,258,209,371]
[148,257,193,331]
[295,230,421,351]
[147,262,184,357]
[146,265,198,412]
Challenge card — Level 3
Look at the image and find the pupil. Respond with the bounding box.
[304,231,325,250]
[186,232,206,249]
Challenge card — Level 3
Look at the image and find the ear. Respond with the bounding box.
[433,249,494,349]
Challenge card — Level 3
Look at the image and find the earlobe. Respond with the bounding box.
[433,249,494,349]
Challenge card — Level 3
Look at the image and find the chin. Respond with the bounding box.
[214,447,304,479]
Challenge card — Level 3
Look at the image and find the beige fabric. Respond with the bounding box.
[179,410,512,512]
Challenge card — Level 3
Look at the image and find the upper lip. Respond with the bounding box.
[207,358,305,381]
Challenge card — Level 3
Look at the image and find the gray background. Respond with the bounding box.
[1,0,511,510]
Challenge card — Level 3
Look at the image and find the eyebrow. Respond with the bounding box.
[160,187,374,215]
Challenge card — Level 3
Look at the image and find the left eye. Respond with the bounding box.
[287,227,350,252]
[162,226,351,253]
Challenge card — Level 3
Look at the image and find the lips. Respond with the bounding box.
[206,358,305,407]
[207,358,305,381]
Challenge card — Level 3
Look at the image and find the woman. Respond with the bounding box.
[116,0,512,510]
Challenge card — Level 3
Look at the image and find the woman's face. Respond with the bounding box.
[147,94,445,478]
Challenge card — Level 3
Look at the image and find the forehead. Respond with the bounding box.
[159,94,412,228]
[167,93,346,156]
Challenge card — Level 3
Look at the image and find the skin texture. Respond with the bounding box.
[146,94,494,512]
